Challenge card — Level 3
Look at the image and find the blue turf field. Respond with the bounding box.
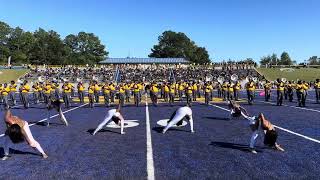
[0,91,319,179]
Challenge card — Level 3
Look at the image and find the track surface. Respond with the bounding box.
[0,91,319,179]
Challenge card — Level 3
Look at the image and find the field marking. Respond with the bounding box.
[0,103,88,137]
[208,103,320,144]
[256,100,320,113]
[145,94,155,180]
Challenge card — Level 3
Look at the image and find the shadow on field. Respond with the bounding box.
[87,128,121,135]
[152,127,190,133]
[209,141,262,153]
[28,121,62,127]
[204,116,230,121]
[0,148,40,158]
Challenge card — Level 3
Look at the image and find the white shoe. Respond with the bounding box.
[2,155,10,161]
[250,149,257,154]
[42,154,48,159]
[121,132,126,135]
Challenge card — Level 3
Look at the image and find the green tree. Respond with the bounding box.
[270,53,278,65]
[29,29,68,65]
[260,55,271,65]
[0,21,12,63]
[308,56,319,65]
[64,32,108,64]
[279,51,293,65]
[149,31,210,64]
[7,27,35,64]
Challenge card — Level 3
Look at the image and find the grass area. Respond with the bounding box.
[0,69,29,83]
[256,68,320,81]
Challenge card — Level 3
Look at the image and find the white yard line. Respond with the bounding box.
[0,103,88,137]
[208,103,320,144]
[145,94,155,180]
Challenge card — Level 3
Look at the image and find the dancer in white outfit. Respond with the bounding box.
[162,105,194,134]
[92,108,125,135]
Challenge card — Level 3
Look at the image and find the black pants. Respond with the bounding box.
[265,89,271,101]
[297,92,305,107]
[288,89,293,102]
[9,92,16,105]
[234,90,239,101]
[186,93,192,105]
[316,89,320,103]
[33,92,39,104]
[264,130,278,146]
[178,90,183,101]
[151,92,158,106]
[169,93,175,105]
[21,92,29,108]
[164,92,169,102]
[222,90,226,100]
[88,94,94,108]
[192,91,197,101]
[205,92,210,105]
[78,91,84,103]
[284,89,288,100]
[125,90,131,102]
[110,91,115,103]
[247,90,254,105]
[2,95,9,109]
[119,93,125,107]
[134,92,140,106]
[277,90,284,106]
[94,91,100,103]
[63,92,71,108]
[227,91,233,100]
[44,93,51,106]
[217,89,222,98]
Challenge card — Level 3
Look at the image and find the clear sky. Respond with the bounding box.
[1,0,319,62]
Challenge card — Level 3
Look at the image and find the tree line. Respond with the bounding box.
[0,21,107,65]
[260,52,320,66]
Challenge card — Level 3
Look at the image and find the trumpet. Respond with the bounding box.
[76,77,83,83]
[92,75,98,81]
[17,78,23,84]
[231,74,238,82]
[206,74,213,82]
[252,77,258,83]
[62,77,69,82]
[245,75,252,82]
[217,76,224,84]
[38,76,45,83]
[246,75,258,83]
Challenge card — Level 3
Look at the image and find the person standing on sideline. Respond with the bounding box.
[315,79,320,103]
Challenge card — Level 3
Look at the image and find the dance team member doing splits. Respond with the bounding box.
[228,100,249,119]
[242,113,285,154]
[92,107,125,135]
[162,104,194,134]
[2,109,48,160]
[46,99,68,126]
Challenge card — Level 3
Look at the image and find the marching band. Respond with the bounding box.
[1,75,319,109]
[0,75,320,108]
